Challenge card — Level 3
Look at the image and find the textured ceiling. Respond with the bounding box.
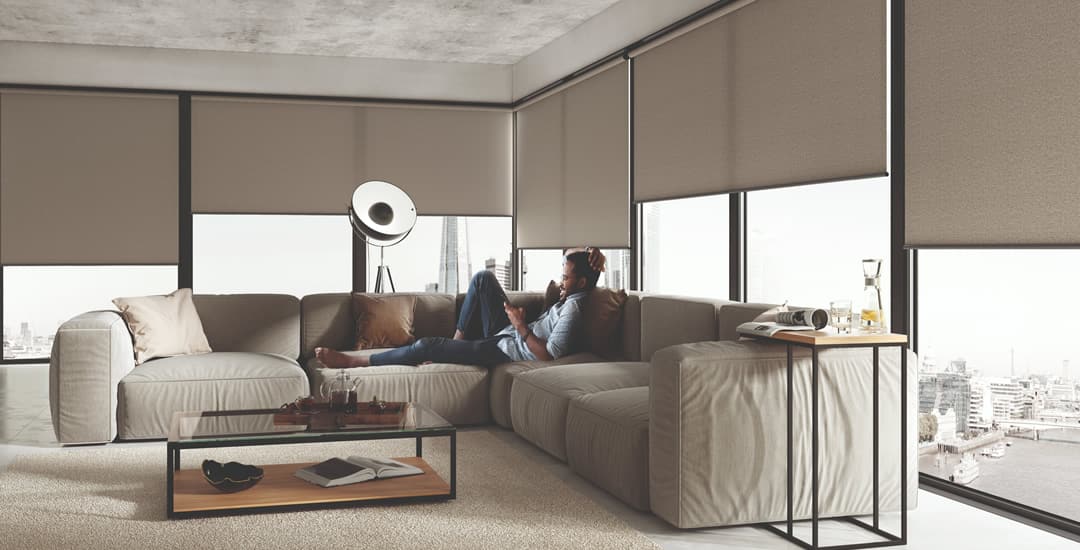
[0,0,623,64]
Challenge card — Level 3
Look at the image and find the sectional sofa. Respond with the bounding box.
[49,290,917,528]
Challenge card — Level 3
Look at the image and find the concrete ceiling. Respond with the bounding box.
[0,0,623,64]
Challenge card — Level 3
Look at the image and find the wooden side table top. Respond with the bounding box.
[751,330,908,346]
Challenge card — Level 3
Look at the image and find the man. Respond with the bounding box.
[314,247,605,368]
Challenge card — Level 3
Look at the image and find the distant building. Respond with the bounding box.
[438,217,472,294]
[919,369,973,434]
[484,258,512,289]
[968,379,993,432]
[932,408,958,442]
[987,377,1025,422]
[424,282,439,293]
[604,249,631,289]
[19,322,31,347]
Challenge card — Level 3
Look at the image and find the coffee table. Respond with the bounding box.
[166,402,456,519]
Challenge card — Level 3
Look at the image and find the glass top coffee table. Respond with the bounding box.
[166,402,456,519]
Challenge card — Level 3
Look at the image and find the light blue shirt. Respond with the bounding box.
[495,291,586,362]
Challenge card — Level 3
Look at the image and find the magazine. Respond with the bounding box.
[294,456,423,488]
[737,307,830,337]
[736,321,817,337]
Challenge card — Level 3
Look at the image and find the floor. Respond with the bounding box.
[2,364,1078,550]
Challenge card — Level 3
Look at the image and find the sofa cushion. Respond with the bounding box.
[716,302,780,341]
[510,362,650,460]
[582,287,628,359]
[488,352,602,429]
[352,294,417,349]
[193,294,300,359]
[567,386,650,511]
[305,356,490,426]
[116,351,308,440]
[112,288,212,364]
[640,295,731,360]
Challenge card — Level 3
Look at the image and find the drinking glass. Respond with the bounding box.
[829,300,852,334]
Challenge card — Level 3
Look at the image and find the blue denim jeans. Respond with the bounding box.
[369,271,513,367]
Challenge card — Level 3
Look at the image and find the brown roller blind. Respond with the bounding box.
[192,97,359,214]
[1,90,178,264]
[634,0,886,202]
[364,106,512,216]
[906,0,1080,246]
[193,98,512,216]
[516,62,630,249]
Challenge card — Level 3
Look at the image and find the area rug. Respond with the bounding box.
[0,430,659,549]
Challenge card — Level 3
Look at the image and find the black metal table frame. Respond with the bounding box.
[757,340,908,550]
[166,424,457,519]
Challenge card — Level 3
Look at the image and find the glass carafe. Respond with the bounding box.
[860,258,885,333]
[321,370,359,413]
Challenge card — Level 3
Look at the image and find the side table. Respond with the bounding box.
[745,330,909,550]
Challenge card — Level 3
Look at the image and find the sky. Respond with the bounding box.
[5,175,1076,378]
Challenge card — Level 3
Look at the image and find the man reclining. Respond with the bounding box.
[314,247,605,368]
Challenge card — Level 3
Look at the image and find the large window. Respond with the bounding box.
[367,216,512,294]
[747,177,890,310]
[194,215,351,296]
[918,249,1080,521]
[3,266,177,360]
[520,249,630,292]
[642,195,729,297]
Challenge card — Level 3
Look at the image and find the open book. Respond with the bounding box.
[294,456,423,488]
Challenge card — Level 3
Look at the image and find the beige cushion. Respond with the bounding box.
[305,355,490,426]
[567,386,650,511]
[112,288,212,364]
[488,352,602,429]
[352,294,417,349]
[192,294,300,359]
[116,351,308,440]
[510,362,650,460]
[582,287,628,359]
[640,295,730,361]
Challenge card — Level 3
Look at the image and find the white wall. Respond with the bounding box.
[0,41,513,103]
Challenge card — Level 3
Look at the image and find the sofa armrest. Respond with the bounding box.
[49,311,136,445]
[649,340,918,529]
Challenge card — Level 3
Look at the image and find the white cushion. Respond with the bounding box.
[112,288,212,364]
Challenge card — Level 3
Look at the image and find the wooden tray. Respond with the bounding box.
[273,401,409,431]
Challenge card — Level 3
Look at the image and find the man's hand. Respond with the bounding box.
[504,302,527,332]
[586,246,606,273]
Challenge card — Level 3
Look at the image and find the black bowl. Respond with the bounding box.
[201,459,264,493]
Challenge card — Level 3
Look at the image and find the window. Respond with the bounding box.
[3,265,177,360]
[367,216,512,293]
[747,177,890,310]
[520,249,630,292]
[918,249,1080,521]
[193,214,351,296]
[642,195,729,297]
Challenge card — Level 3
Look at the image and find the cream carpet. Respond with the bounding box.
[0,430,658,550]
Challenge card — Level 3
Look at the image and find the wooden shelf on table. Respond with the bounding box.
[172,457,449,513]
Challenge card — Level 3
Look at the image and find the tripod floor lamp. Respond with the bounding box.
[348,180,417,292]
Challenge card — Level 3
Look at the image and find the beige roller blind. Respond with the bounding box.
[364,106,512,216]
[906,0,1080,246]
[634,0,885,202]
[192,97,359,214]
[516,62,629,248]
[1,90,178,264]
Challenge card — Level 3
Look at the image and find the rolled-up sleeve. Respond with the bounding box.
[544,302,582,359]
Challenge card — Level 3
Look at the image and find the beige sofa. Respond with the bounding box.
[49,290,917,529]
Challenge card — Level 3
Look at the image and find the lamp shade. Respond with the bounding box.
[348,180,417,247]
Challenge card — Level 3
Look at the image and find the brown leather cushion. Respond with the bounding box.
[542,280,562,311]
[351,294,416,350]
[582,287,628,359]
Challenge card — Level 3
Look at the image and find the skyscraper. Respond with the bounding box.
[438,217,472,294]
[485,258,512,289]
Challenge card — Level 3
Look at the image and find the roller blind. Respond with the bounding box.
[193,98,512,216]
[516,62,630,249]
[634,0,886,202]
[192,98,359,214]
[1,90,179,264]
[364,106,512,216]
[906,0,1080,246]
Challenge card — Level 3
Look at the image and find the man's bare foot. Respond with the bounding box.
[453,329,465,341]
[314,347,369,368]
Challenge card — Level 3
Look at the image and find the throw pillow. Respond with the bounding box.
[112,288,212,365]
[352,294,417,350]
[542,280,562,311]
[582,287,629,359]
